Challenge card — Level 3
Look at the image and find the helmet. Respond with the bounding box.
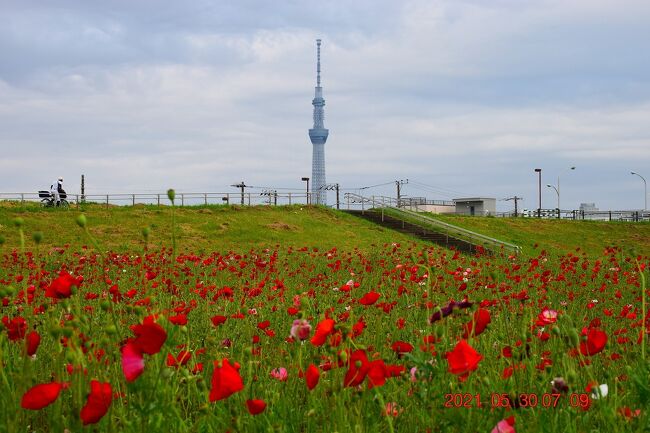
[58,177,64,182]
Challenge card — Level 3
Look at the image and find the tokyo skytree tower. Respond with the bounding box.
[308,39,329,205]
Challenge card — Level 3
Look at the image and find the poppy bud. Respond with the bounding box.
[434,325,445,339]
[105,325,117,335]
[568,328,580,347]
[6,285,16,296]
[567,369,577,384]
[100,300,111,311]
[13,217,24,227]
[551,326,561,337]
[0,234,5,245]
[339,351,348,364]
[32,231,43,244]
[167,189,175,203]
[76,214,87,228]
[142,227,150,240]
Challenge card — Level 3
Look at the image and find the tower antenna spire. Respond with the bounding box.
[316,38,321,87]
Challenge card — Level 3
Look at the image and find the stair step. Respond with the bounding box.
[342,209,482,254]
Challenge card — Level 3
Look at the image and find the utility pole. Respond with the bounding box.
[534,169,542,218]
[504,196,523,217]
[395,179,408,207]
[322,183,340,209]
[260,190,278,206]
[80,174,85,203]
[231,182,247,205]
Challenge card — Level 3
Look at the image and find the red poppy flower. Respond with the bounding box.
[306,364,320,390]
[462,308,491,339]
[166,350,192,368]
[168,314,188,326]
[446,340,482,379]
[257,320,270,330]
[130,317,167,355]
[211,315,227,327]
[366,360,388,389]
[2,316,27,341]
[121,342,145,382]
[246,399,266,415]
[310,318,335,346]
[45,271,80,299]
[580,328,607,356]
[80,380,112,425]
[391,341,414,355]
[359,291,380,306]
[26,331,41,356]
[344,349,370,387]
[21,382,63,410]
[210,358,244,402]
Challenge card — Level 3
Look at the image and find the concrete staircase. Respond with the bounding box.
[344,209,476,253]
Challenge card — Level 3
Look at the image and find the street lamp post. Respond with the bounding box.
[557,166,575,213]
[631,171,647,211]
[546,184,560,218]
[534,168,542,217]
[301,177,310,205]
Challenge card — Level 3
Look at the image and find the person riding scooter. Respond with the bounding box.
[50,177,64,206]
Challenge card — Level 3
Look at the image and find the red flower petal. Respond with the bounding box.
[580,328,607,356]
[209,358,244,402]
[306,364,320,390]
[80,380,112,425]
[391,341,414,354]
[121,342,145,382]
[359,291,380,306]
[462,308,491,339]
[45,271,79,299]
[446,340,482,378]
[246,399,266,415]
[21,382,63,410]
[130,319,167,355]
[211,315,227,327]
[310,318,335,346]
[26,331,41,356]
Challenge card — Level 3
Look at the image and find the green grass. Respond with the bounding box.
[0,202,418,253]
[429,213,650,257]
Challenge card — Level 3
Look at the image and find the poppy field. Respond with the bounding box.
[1,207,649,432]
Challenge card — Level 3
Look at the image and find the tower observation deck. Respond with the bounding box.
[308,39,329,205]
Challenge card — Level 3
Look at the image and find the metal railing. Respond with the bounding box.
[0,191,319,208]
[519,208,649,222]
[345,193,521,255]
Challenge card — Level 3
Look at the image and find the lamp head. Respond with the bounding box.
[534,168,542,172]
[631,171,637,175]
[546,184,552,188]
[301,177,309,181]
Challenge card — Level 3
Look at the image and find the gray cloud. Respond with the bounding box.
[0,0,649,211]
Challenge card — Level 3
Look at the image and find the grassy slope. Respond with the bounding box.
[1,202,649,257]
[0,203,417,253]
[432,213,650,257]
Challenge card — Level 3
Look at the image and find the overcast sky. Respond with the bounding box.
[1,0,649,211]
